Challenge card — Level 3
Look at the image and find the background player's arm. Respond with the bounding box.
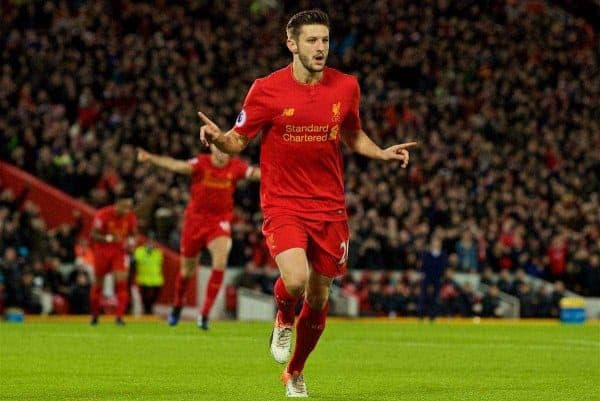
[246,166,261,181]
[91,227,119,243]
[342,129,417,168]
[198,112,249,155]
[137,148,192,174]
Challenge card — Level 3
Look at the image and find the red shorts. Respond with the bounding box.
[180,215,231,257]
[92,245,130,277]
[262,215,350,278]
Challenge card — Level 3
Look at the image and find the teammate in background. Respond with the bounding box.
[137,145,260,329]
[197,9,416,397]
[90,193,137,325]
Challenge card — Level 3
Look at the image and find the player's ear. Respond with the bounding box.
[287,37,298,54]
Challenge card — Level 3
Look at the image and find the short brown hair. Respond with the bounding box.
[286,9,330,39]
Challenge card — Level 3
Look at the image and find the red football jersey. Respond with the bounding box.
[234,65,361,221]
[92,205,137,247]
[186,154,250,221]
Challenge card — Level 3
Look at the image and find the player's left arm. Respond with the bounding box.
[342,129,417,167]
[341,78,416,166]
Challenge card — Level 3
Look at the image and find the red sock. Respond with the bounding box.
[201,269,224,316]
[173,271,191,308]
[287,301,329,374]
[274,277,303,326]
[115,281,129,318]
[90,283,102,316]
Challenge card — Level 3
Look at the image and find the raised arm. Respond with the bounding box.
[198,112,249,155]
[137,148,192,175]
[342,129,417,168]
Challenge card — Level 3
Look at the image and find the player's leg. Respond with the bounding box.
[169,218,204,326]
[199,235,232,329]
[90,274,106,325]
[270,248,309,364]
[114,254,131,325]
[274,248,309,323]
[263,216,309,364]
[282,267,331,397]
[90,251,110,324]
[281,219,349,396]
[418,282,428,320]
[169,256,198,326]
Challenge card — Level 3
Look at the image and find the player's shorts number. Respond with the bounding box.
[338,240,349,265]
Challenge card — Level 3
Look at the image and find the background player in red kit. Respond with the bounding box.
[198,9,416,397]
[90,194,137,325]
[137,145,260,329]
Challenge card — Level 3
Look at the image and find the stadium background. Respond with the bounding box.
[1,0,598,318]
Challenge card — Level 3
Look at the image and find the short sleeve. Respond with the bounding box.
[233,80,272,139]
[230,158,250,182]
[187,156,203,174]
[341,78,361,133]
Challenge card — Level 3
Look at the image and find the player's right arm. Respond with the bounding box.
[137,148,192,175]
[198,79,271,155]
[197,112,249,155]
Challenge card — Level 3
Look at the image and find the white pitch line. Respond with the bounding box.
[20,332,599,352]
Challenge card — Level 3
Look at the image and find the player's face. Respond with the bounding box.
[294,25,329,73]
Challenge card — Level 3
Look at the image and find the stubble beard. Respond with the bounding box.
[299,52,326,73]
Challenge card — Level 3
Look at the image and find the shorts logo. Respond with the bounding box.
[282,108,295,117]
[219,221,231,232]
[235,110,247,127]
[267,233,276,249]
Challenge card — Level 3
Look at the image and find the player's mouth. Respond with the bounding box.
[314,55,325,65]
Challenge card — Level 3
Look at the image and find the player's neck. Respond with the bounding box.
[211,154,226,167]
[291,60,323,85]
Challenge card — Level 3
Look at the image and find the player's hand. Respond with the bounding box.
[198,111,224,147]
[137,148,151,162]
[105,234,121,243]
[381,142,418,168]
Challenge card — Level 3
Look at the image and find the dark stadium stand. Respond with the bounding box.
[1,0,598,316]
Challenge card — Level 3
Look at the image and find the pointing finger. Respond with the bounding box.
[197,111,219,129]
[397,142,418,149]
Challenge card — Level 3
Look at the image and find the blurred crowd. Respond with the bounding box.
[1,1,599,315]
[336,266,569,318]
[0,184,93,314]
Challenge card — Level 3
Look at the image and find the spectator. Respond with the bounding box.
[133,235,164,315]
[456,231,478,272]
[550,281,567,318]
[419,236,446,320]
[68,265,92,315]
[481,285,503,318]
[0,0,598,316]
[581,255,600,297]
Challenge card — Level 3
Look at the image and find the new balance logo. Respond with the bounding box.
[282,108,295,117]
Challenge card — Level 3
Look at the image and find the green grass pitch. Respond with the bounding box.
[1,318,599,400]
